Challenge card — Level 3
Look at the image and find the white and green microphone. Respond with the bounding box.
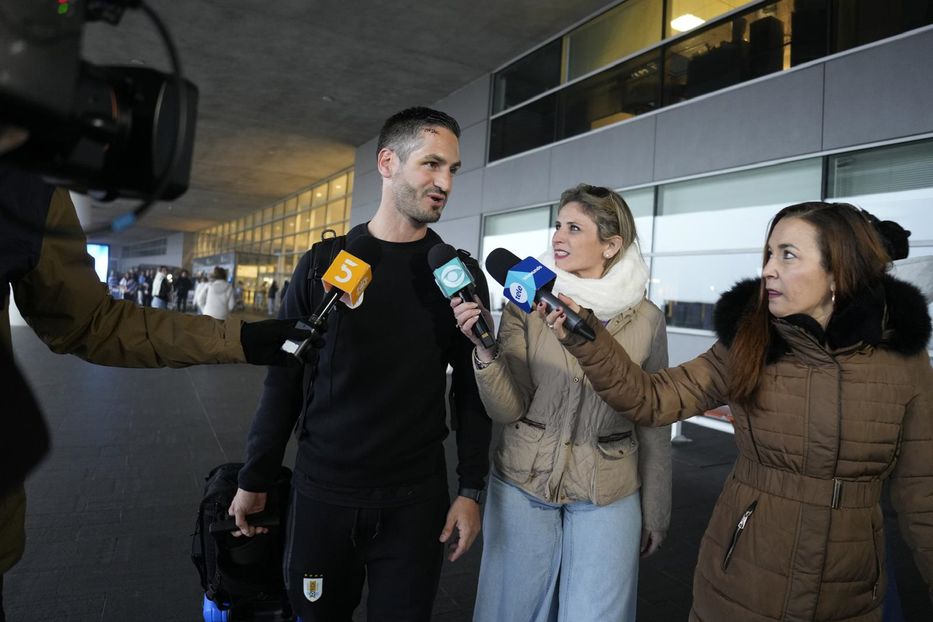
[428,243,496,348]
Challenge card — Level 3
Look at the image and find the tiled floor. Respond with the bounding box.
[5,324,931,621]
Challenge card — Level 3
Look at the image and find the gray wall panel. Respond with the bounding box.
[434,76,491,129]
[432,215,482,257]
[548,116,656,195]
[459,121,488,174]
[654,66,824,181]
[445,169,484,219]
[353,169,382,209]
[349,201,378,228]
[482,150,553,212]
[354,137,378,176]
[823,28,933,149]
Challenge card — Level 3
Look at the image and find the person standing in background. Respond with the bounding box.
[196,266,236,320]
[174,269,193,313]
[267,280,279,315]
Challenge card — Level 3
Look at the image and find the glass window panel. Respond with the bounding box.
[312,185,328,206]
[283,235,296,255]
[664,1,794,105]
[665,0,749,38]
[559,50,660,140]
[329,222,346,237]
[346,195,353,219]
[826,186,933,253]
[326,199,346,224]
[284,214,299,234]
[298,211,313,232]
[492,39,563,114]
[295,232,309,253]
[298,191,312,211]
[827,139,933,198]
[347,171,355,195]
[262,206,275,223]
[309,227,325,245]
[618,187,656,254]
[328,175,347,199]
[284,197,298,215]
[310,206,327,229]
[273,202,284,220]
[567,0,663,81]
[656,159,822,254]
[833,0,933,54]
[659,158,822,216]
[481,206,553,311]
[272,220,284,237]
[489,93,558,162]
[649,253,762,329]
[262,224,272,240]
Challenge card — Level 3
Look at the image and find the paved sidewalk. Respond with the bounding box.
[5,325,931,621]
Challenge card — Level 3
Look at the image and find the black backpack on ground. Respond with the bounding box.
[191,462,293,619]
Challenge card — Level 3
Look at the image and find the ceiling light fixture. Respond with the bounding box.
[670,13,705,32]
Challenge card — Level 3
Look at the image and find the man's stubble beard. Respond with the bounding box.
[392,178,443,225]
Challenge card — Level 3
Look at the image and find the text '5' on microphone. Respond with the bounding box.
[283,236,381,361]
[427,243,496,349]
[485,248,595,342]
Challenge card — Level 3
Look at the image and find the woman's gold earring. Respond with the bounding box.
[831,287,836,304]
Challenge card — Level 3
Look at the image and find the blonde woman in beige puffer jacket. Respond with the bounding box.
[454,184,671,622]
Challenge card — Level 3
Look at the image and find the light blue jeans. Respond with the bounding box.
[473,473,642,622]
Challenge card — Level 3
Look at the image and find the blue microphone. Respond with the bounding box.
[485,248,596,341]
[428,244,496,348]
[503,256,557,313]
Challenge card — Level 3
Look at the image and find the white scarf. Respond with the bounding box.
[537,242,649,321]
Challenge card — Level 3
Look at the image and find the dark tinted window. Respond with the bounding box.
[489,94,558,161]
[833,0,933,53]
[560,51,661,140]
[492,40,563,114]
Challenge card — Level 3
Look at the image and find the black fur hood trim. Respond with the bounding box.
[712,275,931,358]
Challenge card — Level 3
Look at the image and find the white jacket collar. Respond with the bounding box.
[537,242,649,321]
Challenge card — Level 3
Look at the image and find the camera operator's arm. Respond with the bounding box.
[10,182,304,367]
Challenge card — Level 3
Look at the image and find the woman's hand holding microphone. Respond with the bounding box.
[450,296,498,365]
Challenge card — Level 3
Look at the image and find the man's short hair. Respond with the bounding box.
[377,107,461,163]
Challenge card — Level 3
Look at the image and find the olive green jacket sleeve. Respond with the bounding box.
[12,189,246,367]
[561,308,729,427]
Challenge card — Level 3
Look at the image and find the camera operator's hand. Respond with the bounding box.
[240,319,312,365]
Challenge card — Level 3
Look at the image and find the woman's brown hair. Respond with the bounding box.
[728,201,891,404]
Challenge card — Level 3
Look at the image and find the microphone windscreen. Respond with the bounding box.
[427,243,458,270]
[345,235,382,267]
[485,248,521,286]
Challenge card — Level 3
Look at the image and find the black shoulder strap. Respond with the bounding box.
[307,231,346,313]
[297,231,346,431]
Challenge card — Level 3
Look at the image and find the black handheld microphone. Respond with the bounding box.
[427,243,496,348]
[485,248,595,341]
[288,235,382,360]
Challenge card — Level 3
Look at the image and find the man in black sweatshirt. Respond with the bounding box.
[229,107,491,621]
